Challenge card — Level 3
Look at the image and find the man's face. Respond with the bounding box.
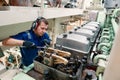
[34,21,48,36]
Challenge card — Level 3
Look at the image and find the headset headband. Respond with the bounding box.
[31,17,45,30]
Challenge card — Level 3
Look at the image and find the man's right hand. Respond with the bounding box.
[23,41,36,48]
[43,39,50,45]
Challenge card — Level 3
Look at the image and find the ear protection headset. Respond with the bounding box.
[31,17,45,30]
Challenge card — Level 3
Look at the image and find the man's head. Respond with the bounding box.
[31,17,49,36]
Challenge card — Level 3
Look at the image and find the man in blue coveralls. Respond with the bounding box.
[2,17,51,67]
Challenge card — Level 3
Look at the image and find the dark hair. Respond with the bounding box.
[31,17,48,30]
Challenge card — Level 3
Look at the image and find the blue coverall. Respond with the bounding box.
[11,30,50,66]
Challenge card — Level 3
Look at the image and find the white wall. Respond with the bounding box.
[82,0,93,10]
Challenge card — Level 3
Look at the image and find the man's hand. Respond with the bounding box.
[23,41,36,48]
[43,39,50,45]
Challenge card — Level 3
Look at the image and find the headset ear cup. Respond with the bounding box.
[31,17,43,30]
[31,21,37,30]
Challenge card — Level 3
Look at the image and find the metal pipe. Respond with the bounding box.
[98,73,103,80]
[40,0,44,17]
[99,36,110,42]
[103,27,120,80]
[93,54,108,64]
[97,42,111,51]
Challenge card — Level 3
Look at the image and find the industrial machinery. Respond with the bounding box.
[34,48,83,80]
[93,0,120,80]
[0,47,21,69]
[55,21,101,80]
[0,10,119,80]
[0,0,120,80]
[55,21,100,57]
[13,20,101,80]
[54,0,120,79]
